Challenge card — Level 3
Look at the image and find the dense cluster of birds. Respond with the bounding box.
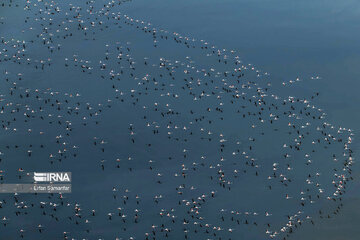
[0,0,354,239]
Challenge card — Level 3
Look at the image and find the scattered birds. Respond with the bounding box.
[0,0,353,239]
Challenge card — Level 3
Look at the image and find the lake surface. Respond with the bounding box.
[122,2,360,238]
[0,0,359,239]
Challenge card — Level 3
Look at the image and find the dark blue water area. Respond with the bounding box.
[0,0,359,239]
[121,0,360,124]
[119,2,360,238]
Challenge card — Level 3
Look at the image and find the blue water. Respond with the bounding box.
[0,0,359,239]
